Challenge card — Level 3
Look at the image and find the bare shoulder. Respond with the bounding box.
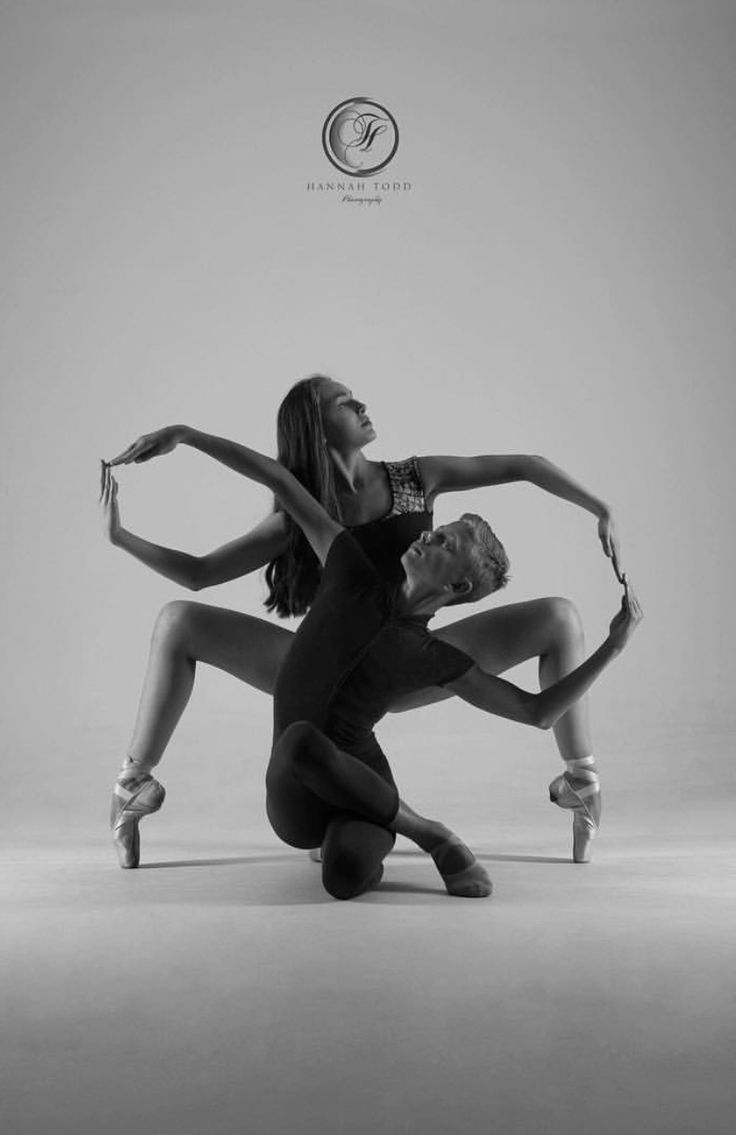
[413,455,446,508]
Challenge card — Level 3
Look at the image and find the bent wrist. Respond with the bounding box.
[110,526,130,550]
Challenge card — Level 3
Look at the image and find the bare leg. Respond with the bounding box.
[389,597,591,758]
[126,600,294,769]
[110,602,293,868]
[388,598,599,859]
[436,599,600,837]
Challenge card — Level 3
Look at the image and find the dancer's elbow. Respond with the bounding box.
[526,698,555,730]
[187,559,211,591]
[499,696,551,729]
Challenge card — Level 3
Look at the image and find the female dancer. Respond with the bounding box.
[102,435,641,897]
[102,375,624,864]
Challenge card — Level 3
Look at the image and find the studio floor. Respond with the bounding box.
[3,771,735,1135]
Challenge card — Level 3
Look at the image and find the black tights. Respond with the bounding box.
[266,721,398,900]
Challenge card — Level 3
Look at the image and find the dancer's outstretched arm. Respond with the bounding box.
[99,461,288,589]
[108,426,342,565]
[446,582,642,728]
[417,454,622,580]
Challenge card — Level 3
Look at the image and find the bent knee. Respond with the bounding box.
[322,852,370,901]
[276,721,323,767]
[151,599,202,645]
[544,597,584,643]
[279,721,320,751]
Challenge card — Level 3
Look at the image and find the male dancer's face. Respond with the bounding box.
[401,523,476,601]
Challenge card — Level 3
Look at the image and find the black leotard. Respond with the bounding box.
[266,457,461,897]
[273,531,472,749]
[347,457,432,588]
[268,529,474,860]
[272,456,443,782]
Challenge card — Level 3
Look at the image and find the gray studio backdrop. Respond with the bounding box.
[2,0,735,846]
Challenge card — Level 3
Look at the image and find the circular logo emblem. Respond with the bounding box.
[322,98,399,177]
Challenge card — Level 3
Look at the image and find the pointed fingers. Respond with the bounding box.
[109,436,148,465]
[626,581,641,615]
[108,445,137,467]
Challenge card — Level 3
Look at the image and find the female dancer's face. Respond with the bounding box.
[317,378,377,450]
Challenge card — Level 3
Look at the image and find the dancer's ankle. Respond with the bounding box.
[390,802,447,853]
[411,818,452,855]
[117,758,155,783]
[563,755,599,794]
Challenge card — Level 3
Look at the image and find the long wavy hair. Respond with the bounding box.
[264,375,341,617]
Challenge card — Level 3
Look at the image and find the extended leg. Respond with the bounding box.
[388,598,600,861]
[111,602,293,868]
[390,597,592,754]
[126,601,293,770]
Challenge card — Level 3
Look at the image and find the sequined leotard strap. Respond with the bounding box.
[383,457,427,515]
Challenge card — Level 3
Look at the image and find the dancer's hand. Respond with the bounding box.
[107,425,186,466]
[99,460,122,544]
[608,576,643,649]
[598,511,624,582]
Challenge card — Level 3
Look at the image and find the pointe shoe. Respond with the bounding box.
[572,812,597,864]
[431,835,492,898]
[110,771,166,869]
[548,773,599,864]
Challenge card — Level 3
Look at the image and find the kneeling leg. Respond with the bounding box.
[266,722,399,851]
[321,815,395,900]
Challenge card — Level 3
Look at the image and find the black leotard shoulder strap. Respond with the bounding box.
[384,456,427,516]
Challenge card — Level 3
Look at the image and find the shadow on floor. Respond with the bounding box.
[140,853,295,869]
[391,848,571,865]
[141,848,570,870]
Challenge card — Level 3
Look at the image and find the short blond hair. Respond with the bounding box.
[446,512,510,606]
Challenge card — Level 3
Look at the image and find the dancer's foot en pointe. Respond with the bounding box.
[549,756,601,863]
[110,763,166,869]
